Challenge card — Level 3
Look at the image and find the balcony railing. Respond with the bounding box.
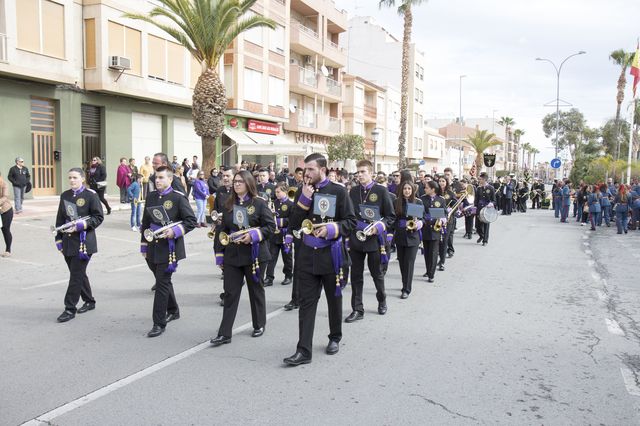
[326,77,341,97]
[296,22,319,39]
[297,111,316,128]
[325,117,341,133]
[0,33,7,63]
[298,66,317,88]
[364,105,377,118]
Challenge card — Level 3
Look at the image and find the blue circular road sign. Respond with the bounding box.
[550,158,562,169]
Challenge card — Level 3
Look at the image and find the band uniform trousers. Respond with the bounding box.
[475,216,490,243]
[64,255,95,313]
[296,270,342,358]
[446,217,456,254]
[422,239,439,279]
[290,239,301,305]
[147,260,179,328]
[350,248,386,313]
[465,214,474,235]
[218,262,267,337]
[396,245,418,294]
[438,233,447,265]
[266,242,293,280]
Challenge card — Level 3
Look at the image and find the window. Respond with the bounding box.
[415,64,424,80]
[268,76,284,107]
[167,41,185,84]
[269,25,285,54]
[244,67,263,103]
[147,35,166,80]
[108,21,141,75]
[224,64,234,97]
[147,35,185,84]
[355,87,364,108]
[244,11,262,46]
[355,122,364,136]
[414,88,423,104]
[84,19,96,68]
[16,0,65,58]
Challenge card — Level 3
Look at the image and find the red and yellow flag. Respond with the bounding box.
[631,42,640,97]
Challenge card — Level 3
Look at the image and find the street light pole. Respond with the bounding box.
[459,75,466,178]
[536,51,586,177]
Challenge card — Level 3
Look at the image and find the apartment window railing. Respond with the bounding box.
[327,117,341,133]
[364,105,377,117]
[297,111,316,128]
[326,77,341,96]
[296,22,318,39]
[298,66,317,88]
[273,0,285,4]
[0,33,7,63]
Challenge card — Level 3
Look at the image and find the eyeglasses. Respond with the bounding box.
[233,180,245,185]
[392,174,400,178]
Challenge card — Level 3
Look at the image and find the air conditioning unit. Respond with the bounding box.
[303,55,312,65]
[109,56,131,70]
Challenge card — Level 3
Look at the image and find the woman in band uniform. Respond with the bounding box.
[211,170,275,346]
[54,168,104,322]
[436,176,457,270]
[420,181,446,283]
[393,181,424,299]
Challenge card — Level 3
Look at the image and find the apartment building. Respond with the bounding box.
[424,127,446,173]
[282,0,347,168]
[342,16,427,166]
[0,0,305,196]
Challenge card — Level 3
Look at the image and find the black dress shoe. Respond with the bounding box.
[326,340,339,355]
[263,279,273,287]
[151,285,156,291]
[344,311,363,323]
[57,310,75,323]
[284,301,299,311]
[482,241,487,246]
[251,327,264,337]
[210,335,231,346]
[147,325,165,338]
[400,291,409,299]
[437,264,445,271]
[377,303,387,315]
[166,312,180,322]
[447,252,454,258]
[422,272,429,277]
[106,208,111,215]
[477,237,483,243]
[281,277,292,285]
[427,277,434,283]
[283,352,312,366]
[77,302,95,314]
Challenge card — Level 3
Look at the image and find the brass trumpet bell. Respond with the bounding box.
[406,219,417,231]
[287,187,297,202]
[218,228,254,246]
[300,219,325,235]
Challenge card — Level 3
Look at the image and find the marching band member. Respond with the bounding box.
[210,170,275,346]
[283,153,356,366]
[141,166,196,337]
[54,168,104,323]
[264,182,294,286]
[420,181,446,283]
[213,167,234,304]
[461,178,476,239]
[345,160,395,323]
[474,172,496,246]
[436,176,457,271]
[257,168,276,201]
[393,181,423,299]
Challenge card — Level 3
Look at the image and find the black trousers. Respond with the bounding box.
[447,217,455,254]
[290,240,301,305]
[266,242,293,280]
[396,245,418,294]
[147,260,178,327]
[1,208,13,252]
[531,197,540,209]
[296,270,342,358]
[422,239,439,279]
[90,184,111,212]
[475,217,491,243]
[465,215,474,234]
[64,255,95,312]
[438,234,447,265]
[502,197,512,214]
[350,249,386,313]
[218,262,267,337]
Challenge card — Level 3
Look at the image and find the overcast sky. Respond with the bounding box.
[335,0,640,162]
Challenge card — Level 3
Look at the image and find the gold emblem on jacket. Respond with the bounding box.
[247,205,256,215]
[434,201,441,207]
[76,198,86,207]
[163,200,173,210]
[281,204,288,211]
[369,193,378,202]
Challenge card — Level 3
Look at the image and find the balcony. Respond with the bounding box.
[318,76,342,101]
[323,38,347,67]
[290,21,323,56]
[0,33,7,63]
[284,110,317,133]
[289,64,318,97]
[364,105,377,123]
[318,115,341,135]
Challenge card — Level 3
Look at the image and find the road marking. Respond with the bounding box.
[21,279,68,290]
[582,235,588,240]
[1,257,44,266]
[591,271,601,281]
[22,307,287,426]
[595,290,608,302]
[620,367,640,396]
[605,318,625,336]
[584,249,592,256]
[587,260,595,267]
[583,242,590,247]
[110,263,146,272]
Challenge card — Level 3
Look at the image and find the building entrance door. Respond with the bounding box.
[30,98,56,196]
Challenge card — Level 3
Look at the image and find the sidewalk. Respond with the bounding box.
[11,195,130,220]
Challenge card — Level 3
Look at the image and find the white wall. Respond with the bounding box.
[131,112,162,164]
[173,118,202,168]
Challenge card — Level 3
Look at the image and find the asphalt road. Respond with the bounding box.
[2,207,640,425]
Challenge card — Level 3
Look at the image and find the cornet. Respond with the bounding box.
[299,219,328,235]
[356,221,383,242]
[287,187,297,202]
[406,219,418,232]
[218,227,259,246]
[143,221,183,242]
[50,216,92,235]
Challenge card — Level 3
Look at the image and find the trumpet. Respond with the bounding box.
[406,218,418,231]
[300,218,328,235]
[287,187,297,202]
[218,227,259,246]
[356,221,383,241]
[292,228,302,239]
[210,210,221,222]
[50,216,92,235]
[433,218,446,233]
[143,221,183,242]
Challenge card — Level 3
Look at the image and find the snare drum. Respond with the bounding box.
[479,205,498,223]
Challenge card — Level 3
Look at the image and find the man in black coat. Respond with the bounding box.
[474,172,496,245]
[7,157,30,214]
[149,152,186,195]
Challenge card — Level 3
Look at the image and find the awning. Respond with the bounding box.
[239,131,306,155]
[223,127,258,147]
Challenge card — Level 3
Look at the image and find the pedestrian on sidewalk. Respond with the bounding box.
[87,157,111,215]
[587,185,601,231]
[139,156,153,200]
[127,174,143,231]
[0,172,14,257]
[615,184,630,234]
[599,184,611,227]
[192,170,209,227]
[116,157,132,204]
[7,157,30,214]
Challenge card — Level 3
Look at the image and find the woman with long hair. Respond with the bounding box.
[54,168,104,322]
[0,172,14,257]
[436,176,456,269]
[394,181,423,298]
[615,184,630,234]
[174,166,188,194]
[87,157,111,215]
[587,184,602,231]
[211,170,276,346]
[192,170,210,227]
[420,180,446,283]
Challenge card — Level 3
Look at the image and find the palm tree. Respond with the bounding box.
[379,0,427,170]
[513,128,525,173]
[465,129,502,173]
[497,116,515,170]
[125,0,276,173]
[520,141,530,170]
[529,146,540,177]
[609,49,634,160]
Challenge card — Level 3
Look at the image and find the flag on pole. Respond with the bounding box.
[631,41,640,97]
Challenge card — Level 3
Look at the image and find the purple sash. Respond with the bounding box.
[150,223,178,273]
[356,220,388,265]
[303,234,345,296]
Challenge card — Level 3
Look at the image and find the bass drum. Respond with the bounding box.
[479,205,499,223]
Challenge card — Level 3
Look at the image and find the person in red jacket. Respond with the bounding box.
[116,157,132,204]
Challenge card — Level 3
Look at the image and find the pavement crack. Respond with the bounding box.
[581,329,601,364]
[409,393,477,421]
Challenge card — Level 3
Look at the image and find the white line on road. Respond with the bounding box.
[591,271,601,281]
[620,367,640,396]
[605,318,625,336]
[2,257,44,266]
[22,307,286,426]
[21,279,68,290]
[583,242,590,247]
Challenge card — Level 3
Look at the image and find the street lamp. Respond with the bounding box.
[458,75,467,178]
[371,127,380,172]
[535,51,586,161]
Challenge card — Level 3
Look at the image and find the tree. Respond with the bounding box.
[601,118,629,157]
[609,49,634,160]
[125,0,276,174]
[326,134,365,163]
[541,108,588,161]
[520,142,531,169]
[513,129,525,172]
[497,116,515,168]
[464,129,501,174]
[379,0,427,170]
[529,146,540,174]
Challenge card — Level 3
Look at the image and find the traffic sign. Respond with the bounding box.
[419,160,425,165]
[550,158,562,169]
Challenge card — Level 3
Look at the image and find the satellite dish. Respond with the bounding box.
[289,104,297,113]
[320,65,329,77]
